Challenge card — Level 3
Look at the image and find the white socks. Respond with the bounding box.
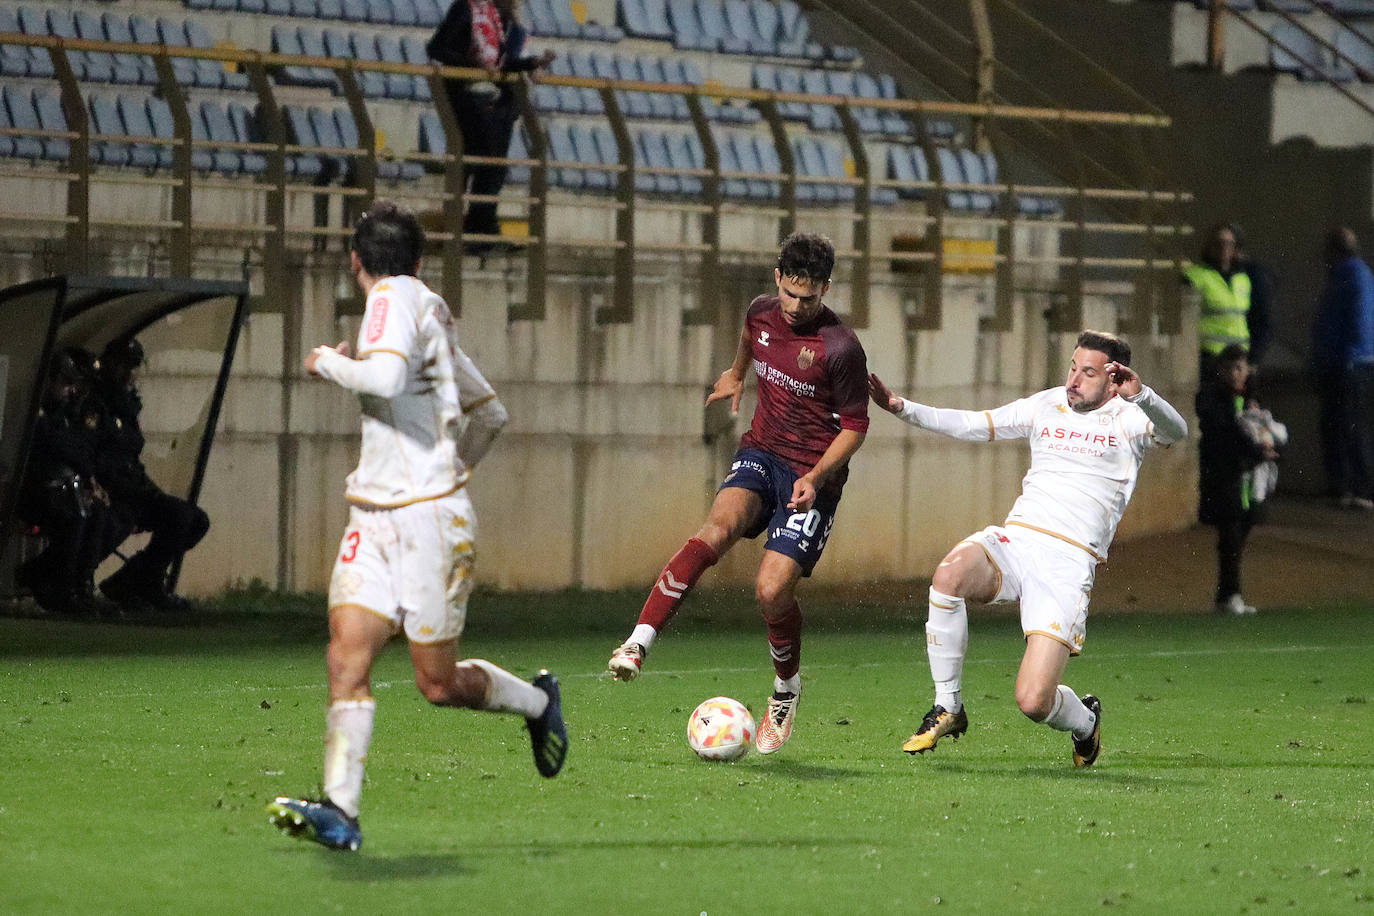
[926,587,968,713]
[459,659,549,718]
[629,624,657,652]
[323,698,375,819]
[774,673,801,696]
[1041,684,1097,739]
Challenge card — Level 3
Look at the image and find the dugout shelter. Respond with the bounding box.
[0,274,249,597]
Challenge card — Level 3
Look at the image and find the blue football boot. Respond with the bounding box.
[527,669,568,778]
[267,797,361,851]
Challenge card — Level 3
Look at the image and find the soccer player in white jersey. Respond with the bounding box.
[868,330,1187,766]
[268,201,568,851]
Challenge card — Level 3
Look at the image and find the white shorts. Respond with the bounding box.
[327,490,477,644]
[963,524,1097,655]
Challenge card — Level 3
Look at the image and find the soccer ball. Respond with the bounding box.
[687,696,755,761]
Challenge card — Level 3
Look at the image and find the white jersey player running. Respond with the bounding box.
[869,329,1188,767]
[268,201,567,852]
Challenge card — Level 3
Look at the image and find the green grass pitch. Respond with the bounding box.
[1,591,1372,914]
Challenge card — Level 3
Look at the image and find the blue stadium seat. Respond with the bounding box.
[665,131,704,195]
[282,106,325,178]
[724,0,773,54]
[297,28,342,88]
[398,36,432,101]
[711,128,749,198]
[263,0,292,15]
[788,135,829,203]
[567,49,607,114]
[824,71,881,135]
[628,131,658,193]
[31,88,71,161]
[766,65,810,121]
[192,101,242,173]
[727,132,770,199]
[776,0,815,59]
[0,96,15,158]
[46,9,115,82]
[610,54,655,118]
[593,125,628,189]
[935,146,972,210]
[187,19,250,89]
[1270,21,1331,80]
[418,110,445,156]
[237,0,267,13]
[273,26,327,87]
[117,94,170,168]
[643,129,683,193]
[667,0,711,50]
[537,54,582,114]
[75,11,139,85]
[154,18,216,88]
[957,148,996,211]
[2,86,44,159]
[749,0,780,53]
[639,56,689,119]
[340,0,368,22]
[225,102,267,174]
[87,95,131,166]
[544,121,585,188]
[698,0,750,53]
[413,0,443,27]
[1332,25,1374,82]
[101,14,159,86]
[364,0,395,25]
[816,138,854,202]
[800,69,839,131]
[308,106,351,179]
[886,144,929,200]
[367,34,412,99]
[389,0,418,25]
[568,122,611,190]
[147,96,210,172]
[314,0,342,17]
[619,0,673,40]
[0,8,34,78]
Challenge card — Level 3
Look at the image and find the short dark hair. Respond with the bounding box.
[1216,343,1249,366]
[777,232,834,284]
[351,200,424,279]
[1076,329,1131,366]
[1325,226,1359,262]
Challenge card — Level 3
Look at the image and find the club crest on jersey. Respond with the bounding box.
[758,330,770,347]
[366,297,390,344]
[797,346,816,370]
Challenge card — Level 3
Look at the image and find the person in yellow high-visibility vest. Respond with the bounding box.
[1184,223,1272,383]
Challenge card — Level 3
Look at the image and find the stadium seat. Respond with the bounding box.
[192,101,243,173]
[1270,21,1331,80]
[668,0,711,50]
[225,102,268,174]
[75,10,140,85]
[698,0,750,54]
[334,108,421,181]
[801,70,840,131]
[13,8,55,78]
[958,148,997,212]
[507,123,531,184]
[767,66,811,121]
[117,94,170,169]
[934,146,972,210]
[291,0,321,17]
[569,122,612,190]
[619,0,674,40]
[146,96,213,172]
[282,106,325,178]
[536,55,582,114]
[727,132,771,199]
[413,0,442,28]
[2,86,45,159]
[46,9,116,83]
[389,0,417,26]
[886,144,930,200]
[545,121,585,189]
[418,109,445,159]
[101,14,159,86]
[363,0,395,25]
[263,0,292,15]
[776,0,821,60]
[298,28,342,88]
[640,129,682,194]
[0,96,15,158]
[1331,24,1374,82]
[0,8,34,78]
[825,71,882,135]
[724,0,774,54]
[341,0,369,22]
[711,128,750,198]
[641,56,690,119]
[186,19,250,89]
[608,54,655,118]
[308,106,352,180]
[371,34,413,100]
[566,50,607,114]
[665,130,704,195]
[398,36,432,101]
[87,95,132,167]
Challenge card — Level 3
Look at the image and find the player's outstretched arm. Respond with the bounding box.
[1109,362,1189,444]
[871,376,1021,442]
[867,372,903,414]
[309,344,406,398]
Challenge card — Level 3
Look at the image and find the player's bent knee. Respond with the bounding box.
[1016,682,1056,721]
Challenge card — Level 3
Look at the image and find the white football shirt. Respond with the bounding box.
[898,387,1185,559]
[316,275,497,508]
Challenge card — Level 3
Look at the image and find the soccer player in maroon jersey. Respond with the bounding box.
[607,233,870,754]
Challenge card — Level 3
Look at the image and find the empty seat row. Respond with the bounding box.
[534,50,759,123]
[621,0,853,61]
[1269,20,1374,81]
[284,105,424,180]
[0,8,248,90]
[185,0,446,28]
[271,25,433,100]
[886,144,1061,216]
[525,0,624,41]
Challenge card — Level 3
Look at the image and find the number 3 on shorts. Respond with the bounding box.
[340,530,361,563]
[786,509,821,537]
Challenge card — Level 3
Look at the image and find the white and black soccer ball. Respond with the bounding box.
[687,696,755,761]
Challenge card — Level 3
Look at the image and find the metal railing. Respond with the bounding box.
[0,30,1191,332]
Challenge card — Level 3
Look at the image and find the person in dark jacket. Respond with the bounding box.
[92,337,208,612]
[1311,226,1374,509]
[1197,345,1278,616]
[15,349,121,616]
[427,0,554,243]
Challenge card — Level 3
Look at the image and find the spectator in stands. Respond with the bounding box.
[427,0,555,247]
[1197,345,1284,616]
[1184,223,1271,382]
[93,337,209,612]
[1311,226,1374,510]
[15,349,120,617]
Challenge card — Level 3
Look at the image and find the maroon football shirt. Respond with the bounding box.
[738,294,869,488]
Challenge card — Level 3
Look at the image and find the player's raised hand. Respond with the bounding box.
[706,369,745,415]
[867,372,902,414]
[1105,361,1142,399]
[788,475,816,512]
